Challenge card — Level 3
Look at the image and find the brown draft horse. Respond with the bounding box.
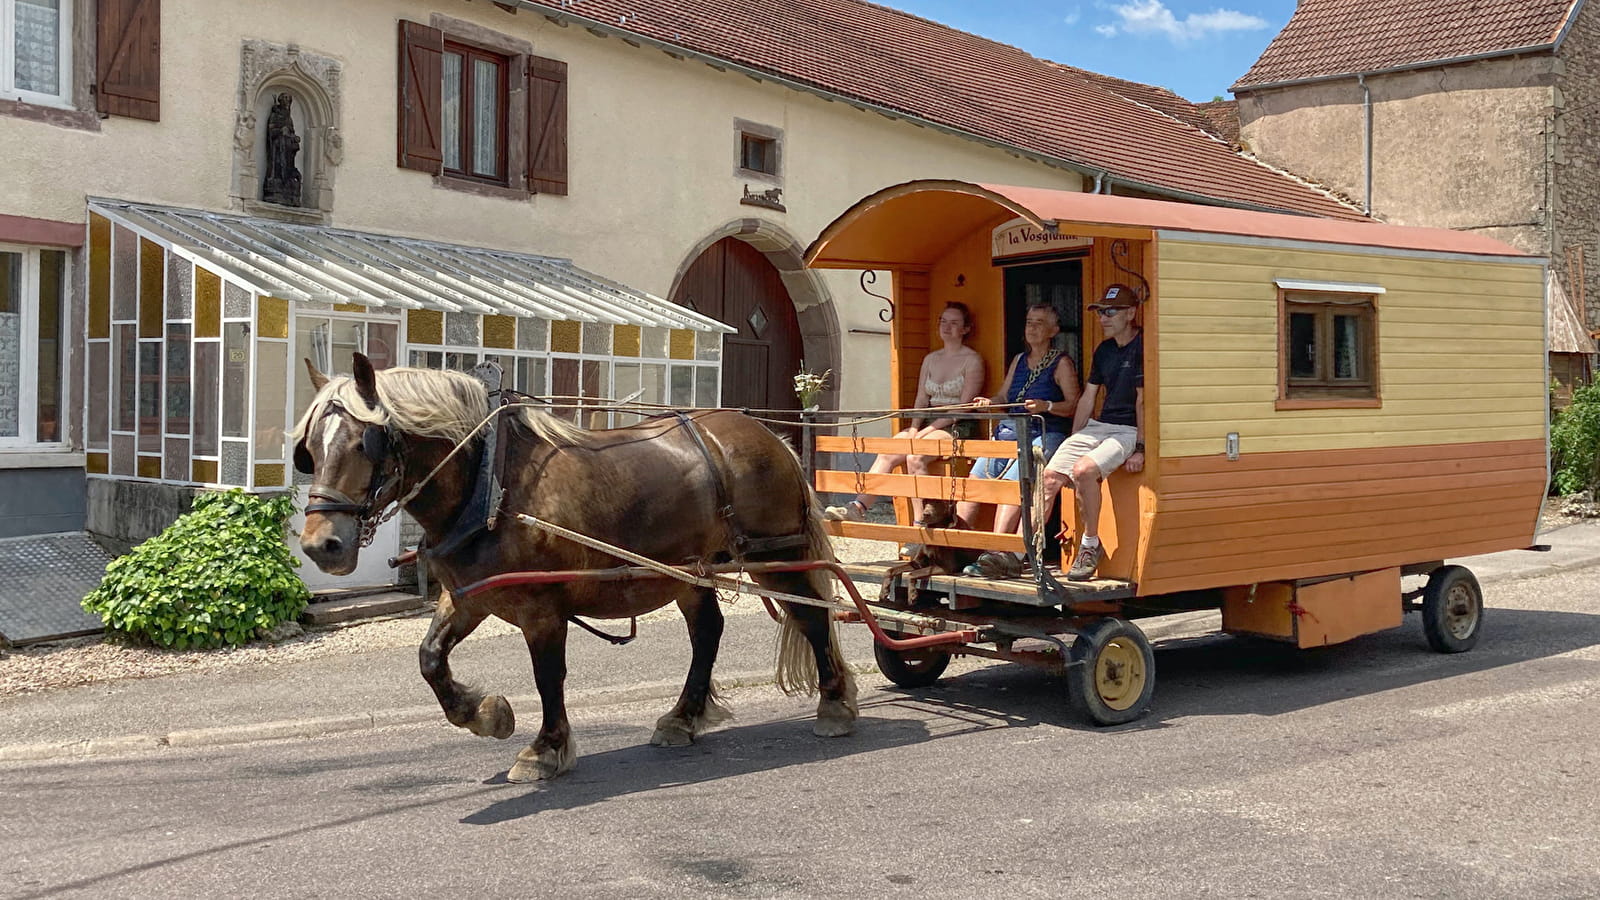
[292,354,856,782]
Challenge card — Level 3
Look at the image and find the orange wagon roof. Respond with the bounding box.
[807,181,1539,269]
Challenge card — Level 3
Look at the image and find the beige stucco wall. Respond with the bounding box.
[1,0,1086,419]
[1237,56,1556,254]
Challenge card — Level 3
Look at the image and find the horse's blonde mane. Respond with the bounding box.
[290,366,592,448]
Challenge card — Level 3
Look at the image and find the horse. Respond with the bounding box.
[291,353,856,782]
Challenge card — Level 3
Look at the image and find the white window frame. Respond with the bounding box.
[2,0,74,108]
[0,242,68,449]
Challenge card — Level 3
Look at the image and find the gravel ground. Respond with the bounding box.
[0,536,894,697]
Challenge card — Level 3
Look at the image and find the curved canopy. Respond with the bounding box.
[806,180,1537,270]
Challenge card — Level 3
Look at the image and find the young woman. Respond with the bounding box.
[824,302,984,523]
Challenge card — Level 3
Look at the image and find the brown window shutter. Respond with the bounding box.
[96,0,160,121]
[397,20,444,174]
[527,56,568,195]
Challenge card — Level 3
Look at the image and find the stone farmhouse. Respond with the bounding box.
[1231,0,1599,394]
[0,0,1355,590]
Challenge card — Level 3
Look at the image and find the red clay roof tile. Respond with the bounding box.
[524,0,1366,220]
[1234,0,1579,89]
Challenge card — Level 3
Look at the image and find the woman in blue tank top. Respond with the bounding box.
[955,301,1080,536]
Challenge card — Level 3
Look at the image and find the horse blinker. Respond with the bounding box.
[362,425,388,462]
[293,440,314,475]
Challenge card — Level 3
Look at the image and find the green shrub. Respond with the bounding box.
[83,490,310,650]
[1551,382,1600,495]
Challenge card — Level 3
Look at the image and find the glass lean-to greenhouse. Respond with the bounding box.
[85,199,732,496]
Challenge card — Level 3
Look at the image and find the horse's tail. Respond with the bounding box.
[773,468,853,698]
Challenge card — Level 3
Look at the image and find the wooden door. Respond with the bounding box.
[671,238,802,411]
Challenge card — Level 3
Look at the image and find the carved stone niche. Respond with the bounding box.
[231,40,343,223]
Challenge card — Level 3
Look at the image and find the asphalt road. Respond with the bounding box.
[5,565,1600,899]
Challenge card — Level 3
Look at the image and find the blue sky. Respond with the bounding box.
[882,0,1298,101]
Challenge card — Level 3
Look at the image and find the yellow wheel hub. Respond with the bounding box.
[1094,637,1147,711]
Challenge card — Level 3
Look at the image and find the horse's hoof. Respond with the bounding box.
[813,697,857,737]
[509,742,575,781]
[466,695,515,739]
[813,717,855,738]
[650,718,694,747]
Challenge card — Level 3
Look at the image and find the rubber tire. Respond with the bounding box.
[1421,565,1483,653]
[874,634,952,688]
[1067,618,1156,726]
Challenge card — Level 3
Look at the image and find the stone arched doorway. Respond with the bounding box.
[671,236,805,412]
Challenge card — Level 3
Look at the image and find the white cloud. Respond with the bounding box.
[1064,10,1082,25]
[1100,0,1268,42]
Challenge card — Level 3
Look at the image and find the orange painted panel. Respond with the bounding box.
[1294,568,1402,648]
[1138,439,1546,594]
[814,470,1020,505]
[822,520,1024,553]
[1221,581,1297,639]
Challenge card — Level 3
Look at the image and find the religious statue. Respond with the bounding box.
[262,92,303,206]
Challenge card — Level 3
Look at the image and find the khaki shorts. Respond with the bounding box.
[1044,419,1138,479]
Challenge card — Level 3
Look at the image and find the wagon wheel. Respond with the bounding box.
[1066,618,1155,726]
[874,632,952,688]
[1421,565,1483,653]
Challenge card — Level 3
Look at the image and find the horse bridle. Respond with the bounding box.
[294,406,407,548]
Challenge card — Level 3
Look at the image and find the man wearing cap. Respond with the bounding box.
[974,283,1144,581]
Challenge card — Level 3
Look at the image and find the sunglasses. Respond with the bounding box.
[1093,307,1127,317]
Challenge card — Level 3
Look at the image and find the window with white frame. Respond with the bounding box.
[3,0,72,106]
[0,245,66,445]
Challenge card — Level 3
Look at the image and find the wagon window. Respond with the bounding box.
[1279,289,1379,406]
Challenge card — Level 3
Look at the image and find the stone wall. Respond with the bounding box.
[1237,56,1557,254]
[1554,0,1600,331]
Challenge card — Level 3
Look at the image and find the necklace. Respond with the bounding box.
[1010,349,1060,402]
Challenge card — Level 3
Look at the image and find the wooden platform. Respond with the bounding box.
[841,560,1135,609]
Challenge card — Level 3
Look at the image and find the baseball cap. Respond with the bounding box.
[1089,283,1140,309]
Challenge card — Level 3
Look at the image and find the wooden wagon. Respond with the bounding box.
[804,180,1551,723]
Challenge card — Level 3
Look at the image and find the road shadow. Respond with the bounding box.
[459,693,1038,825]
[874,606,1600,732]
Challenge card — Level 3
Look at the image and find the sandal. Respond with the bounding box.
[823,500,867,522]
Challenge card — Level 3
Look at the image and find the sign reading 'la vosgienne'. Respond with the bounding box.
[991,217,1093,259]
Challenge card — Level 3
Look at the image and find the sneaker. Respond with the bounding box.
[823,500,866,522]
[1067,541,1103,581]
[974,551,1024,579]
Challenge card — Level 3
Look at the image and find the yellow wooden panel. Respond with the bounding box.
[669,329,696,360]
[137,456,161,479]
[1155,238,1545,458]
[86,452,109,474]
[334,303,366,313]
[253,463,284,487]
[408,309,443,345]
[191,459,218,483]
[89,214,111,339]
[256,296,290,339]
[483,315,516,349]
[551,319,580,353]
[138,238,163,337]
[613,324,641,357]
[194,268,221,338]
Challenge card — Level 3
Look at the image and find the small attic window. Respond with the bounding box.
[733,119,782,182]
[740,133,777,175]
